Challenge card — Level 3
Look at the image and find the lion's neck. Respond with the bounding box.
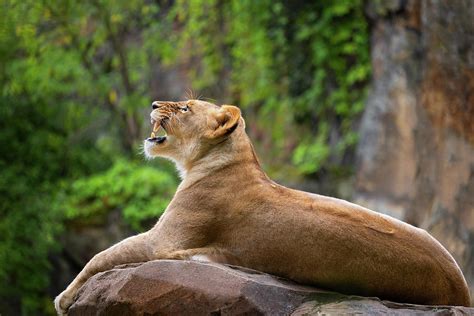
[176,132,269,191]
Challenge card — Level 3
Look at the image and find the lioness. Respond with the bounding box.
[55,99,470,315]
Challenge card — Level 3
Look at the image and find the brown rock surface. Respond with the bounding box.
[69,260,473,315]
[356,0,474,303]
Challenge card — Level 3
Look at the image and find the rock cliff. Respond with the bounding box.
[69,260,473,315]
[355,0,474,303]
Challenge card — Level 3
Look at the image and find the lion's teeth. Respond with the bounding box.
[150,121,161,138]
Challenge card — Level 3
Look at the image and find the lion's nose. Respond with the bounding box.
[152,101,160,109]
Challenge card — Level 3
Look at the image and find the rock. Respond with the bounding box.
[69,260,473,315]
[355,0,474,304]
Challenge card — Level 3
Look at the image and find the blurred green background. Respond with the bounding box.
[1,0,473,314]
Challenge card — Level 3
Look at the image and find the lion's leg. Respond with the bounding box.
[167,247,241,266]
[54,232,153,315]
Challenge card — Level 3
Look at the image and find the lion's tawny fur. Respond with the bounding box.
[55,100,470,315]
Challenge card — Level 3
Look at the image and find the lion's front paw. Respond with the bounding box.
[54,290,75,316]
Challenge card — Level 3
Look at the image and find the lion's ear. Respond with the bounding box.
[206,105,241,139]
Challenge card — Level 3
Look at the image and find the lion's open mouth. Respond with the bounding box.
[148,118,168,144]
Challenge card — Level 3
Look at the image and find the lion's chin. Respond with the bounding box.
[143,139,163,159]
[143,134,178,160]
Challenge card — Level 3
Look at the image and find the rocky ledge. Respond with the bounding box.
[69,260,473,315]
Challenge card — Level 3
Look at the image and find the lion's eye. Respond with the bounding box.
[179,106,189,113]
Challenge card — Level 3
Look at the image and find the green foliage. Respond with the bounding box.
[168,0,223,89]
[61,160,177,231]
[166,0,370,175]
[0,93,109,314]
[289,1,369,173]
[0,1,172,314]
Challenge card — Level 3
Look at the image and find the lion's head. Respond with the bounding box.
[143,100,243,174]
